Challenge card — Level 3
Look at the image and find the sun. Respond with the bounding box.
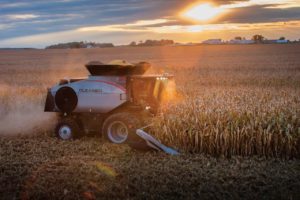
[181,3,225,21]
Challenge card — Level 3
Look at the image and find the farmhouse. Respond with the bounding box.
[202,39,223,44]
[228,39,254,44]
[276,39,288,44]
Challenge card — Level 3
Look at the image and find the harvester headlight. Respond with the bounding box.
[158,77,167,81]
[157,77,167,81]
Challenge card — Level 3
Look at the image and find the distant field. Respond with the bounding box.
[0,44,299,199]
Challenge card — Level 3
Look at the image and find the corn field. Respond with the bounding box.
[152,87,299,157]
[0,45,299,158]
[150,54,300,157]
[0,45,300,199]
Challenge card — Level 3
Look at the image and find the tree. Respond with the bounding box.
[252,35,264,43]
[136,39,174,46]
[129,41,136,46]
[279,37,285,40]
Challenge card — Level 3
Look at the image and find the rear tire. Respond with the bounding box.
[55,118,80,140]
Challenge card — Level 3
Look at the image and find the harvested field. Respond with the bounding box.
[0,135,299,200]
[0,44,299,199]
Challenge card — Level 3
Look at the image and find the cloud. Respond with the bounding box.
[177,1,300,24]
[0,2,29,8]
[219,5,300,23]
[0,29,150,48]
[0,0,299,46]
[20,13,82,24]
[0,19,156,47]
[1,18,299,48]
[5,14,40,20]
[0,24,12,30]
[78,19,170,32]
[151,20,300,33]
[0,18,170,47]
[213,0,300,8]
[55,0,81,2]
[0,0,80,9]
[266,2,300,9]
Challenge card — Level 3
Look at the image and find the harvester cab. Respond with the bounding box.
[44,60,177,153]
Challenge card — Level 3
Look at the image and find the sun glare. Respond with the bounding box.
[182,3,225,21]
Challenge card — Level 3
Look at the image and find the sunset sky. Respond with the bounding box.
[0,0,300,48]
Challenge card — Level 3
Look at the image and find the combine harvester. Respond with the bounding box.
[44,60,179,155]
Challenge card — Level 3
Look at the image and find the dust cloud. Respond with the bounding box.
[0,85,56,136]
[0,49,89,136]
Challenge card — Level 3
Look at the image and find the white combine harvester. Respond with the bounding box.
[44,60,178,154]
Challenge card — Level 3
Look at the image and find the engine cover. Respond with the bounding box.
[49,76,127,113]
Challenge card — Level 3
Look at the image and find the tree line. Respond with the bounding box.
[45,41,114,49]
[128,39,174,46]
[45,39,175,49]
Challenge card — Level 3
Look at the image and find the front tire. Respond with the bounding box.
[102,113,139,144]
[55,118,80,140]
[102,112,153,151]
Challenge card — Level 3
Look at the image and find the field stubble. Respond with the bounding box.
[1,136,299,199]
